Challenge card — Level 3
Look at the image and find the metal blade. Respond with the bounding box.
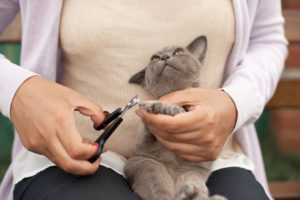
[120,95,140,117]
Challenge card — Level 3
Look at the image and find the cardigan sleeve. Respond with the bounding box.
[0,0,37,119]
[221,0,288,133]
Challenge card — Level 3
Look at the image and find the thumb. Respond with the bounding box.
[158,88,200,108]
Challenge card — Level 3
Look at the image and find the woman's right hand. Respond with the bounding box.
[10,76,105,175]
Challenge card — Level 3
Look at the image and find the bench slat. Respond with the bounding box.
[282,0,300,10]
[269,182,300,200]
[284,10,300,42]
[266,80,300,108]
[286,43,300,67]
[0,13,21,43]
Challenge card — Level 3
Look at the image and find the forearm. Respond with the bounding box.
[0,56,37,118]
[0,0,38,118]
[221,0,288,132]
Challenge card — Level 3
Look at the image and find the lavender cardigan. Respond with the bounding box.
[0,0,287,199]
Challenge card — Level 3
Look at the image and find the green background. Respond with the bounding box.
[0,43,21,182]
[0,43,299,183]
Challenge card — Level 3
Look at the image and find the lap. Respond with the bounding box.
[206,167,269,200]
[14,166,140,200]
[14,166,269,200]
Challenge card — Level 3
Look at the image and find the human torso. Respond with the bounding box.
[59,0,239,159]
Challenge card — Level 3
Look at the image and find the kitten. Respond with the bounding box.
[124,36,227,200]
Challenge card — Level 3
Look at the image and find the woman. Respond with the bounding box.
[0,0,287,199]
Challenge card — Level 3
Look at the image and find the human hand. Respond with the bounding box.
[136,88,237,162]
[11,76,105,175]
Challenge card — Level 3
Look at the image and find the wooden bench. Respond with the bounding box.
[269,182,300,200]
[265,0,300,199]
[266,80,300,200]
[1,1,300,199]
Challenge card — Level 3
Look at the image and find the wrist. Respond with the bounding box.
[220,89,237,134]
[11,76,40,120]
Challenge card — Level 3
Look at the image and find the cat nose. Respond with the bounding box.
[161,55,170,60]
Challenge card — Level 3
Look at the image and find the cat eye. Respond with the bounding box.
[151,55,161,62]
[174,48,184,55]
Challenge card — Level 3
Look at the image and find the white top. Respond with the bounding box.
[13,0,254,185]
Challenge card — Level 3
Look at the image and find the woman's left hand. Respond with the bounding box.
[135,88,237,162]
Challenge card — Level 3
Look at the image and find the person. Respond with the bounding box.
[0,0,287,200]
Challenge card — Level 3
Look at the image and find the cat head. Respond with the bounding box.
[129,36,207,98]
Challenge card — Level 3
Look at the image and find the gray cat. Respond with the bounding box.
[124,36,227,200]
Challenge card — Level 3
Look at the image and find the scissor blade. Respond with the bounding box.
[120,95,140,116]
[127,95,140,109]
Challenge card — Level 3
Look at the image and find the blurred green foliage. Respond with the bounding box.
[0,113,13,182]
[0,43,21,64]
[0,43,21,183]
[256,110,300,181]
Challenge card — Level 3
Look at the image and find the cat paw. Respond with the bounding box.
[139,101,185,116]
[164,104,186,116]
[209,195,228,200]
[139,101,164,114]
[174,181,200,200]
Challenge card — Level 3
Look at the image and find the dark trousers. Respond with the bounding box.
[14,166,269,200]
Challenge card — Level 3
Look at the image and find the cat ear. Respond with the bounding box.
[128,69,146,87]
[187,36,207,63]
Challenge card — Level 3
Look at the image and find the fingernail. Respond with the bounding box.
[92,143,99,156]
[136,110,144,119]
[92,143,99,149]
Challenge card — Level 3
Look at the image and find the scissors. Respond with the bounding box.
[88,95,140,163]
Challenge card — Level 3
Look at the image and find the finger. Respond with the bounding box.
[148,125,218,156]
[82,138,91,144]
[56,114,99,160]
[155,135,204,156]
[102,145,108,153]
[138,109,203,134]
[48,134,101,175]
[147,124,200,143]
[73,95,106,126]
[158,88,201,107]
[27,136,52,156]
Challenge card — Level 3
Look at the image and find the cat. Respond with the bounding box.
[124,36,227,200]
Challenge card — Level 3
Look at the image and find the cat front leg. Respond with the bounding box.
[139,101,185,116]
[124,155,174,200]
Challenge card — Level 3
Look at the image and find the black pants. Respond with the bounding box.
[14,166,269,200]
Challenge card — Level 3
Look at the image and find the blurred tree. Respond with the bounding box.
[0,43,20,183]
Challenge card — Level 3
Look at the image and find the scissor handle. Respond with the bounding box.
[94,108,122,130]
[88,117,123,163]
